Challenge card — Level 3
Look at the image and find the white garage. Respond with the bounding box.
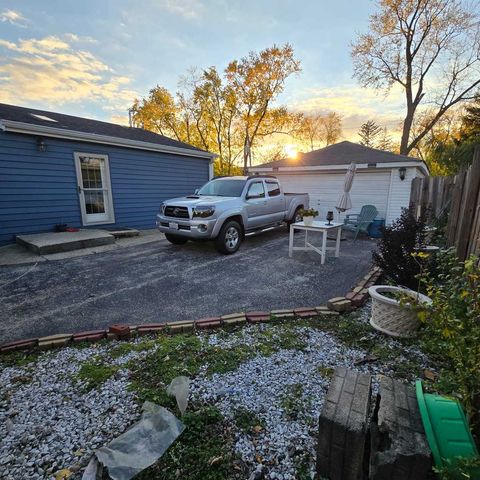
[249,141,428,225]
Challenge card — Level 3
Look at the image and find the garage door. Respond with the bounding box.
[275,171,391,221]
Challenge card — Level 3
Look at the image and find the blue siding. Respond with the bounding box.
[0,131,210,245]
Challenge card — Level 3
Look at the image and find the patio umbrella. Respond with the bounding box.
[335,162,356,219]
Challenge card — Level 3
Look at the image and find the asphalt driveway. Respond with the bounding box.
[0,229,376,344]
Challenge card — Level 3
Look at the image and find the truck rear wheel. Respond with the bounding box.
[165,233,189,245]
[288,207,303,225]
[214,220,242,254]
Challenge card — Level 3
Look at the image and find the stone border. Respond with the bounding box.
[0,267,382,354]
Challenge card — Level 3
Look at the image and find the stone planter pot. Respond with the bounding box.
[304,216,314,226]
[368,285,432,338]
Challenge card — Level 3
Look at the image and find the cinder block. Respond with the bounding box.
[369,377,432,479]
[38,333,72,349]
[195,317,222,329]
[270,309,295,319]
[246,311,271,323]
[317,367,371,480]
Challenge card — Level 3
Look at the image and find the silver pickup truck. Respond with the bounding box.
[156,175,309,254]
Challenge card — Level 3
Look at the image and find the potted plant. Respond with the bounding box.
[370,208,433,337]
[300,208,318,226]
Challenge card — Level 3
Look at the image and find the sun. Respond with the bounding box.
[284,144,298,159]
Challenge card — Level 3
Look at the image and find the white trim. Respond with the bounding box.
[250,160,429,175]
[74,152,116,226]
[0,119,215,160]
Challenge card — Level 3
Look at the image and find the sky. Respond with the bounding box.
[0,0,406,149]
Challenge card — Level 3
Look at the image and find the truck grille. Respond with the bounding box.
[164,206,190,219]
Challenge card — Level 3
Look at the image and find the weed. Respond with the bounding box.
[76,362,119,390]
[137,406,238,480]
[317,365,334,378]
[233,407,264,433]
[280,383,306,420]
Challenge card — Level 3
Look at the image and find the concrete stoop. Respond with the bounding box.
[317,369,432,479]
[16,230,115,255]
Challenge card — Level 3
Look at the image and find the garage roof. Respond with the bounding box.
[0,103,215,159]
[252,141,424,169]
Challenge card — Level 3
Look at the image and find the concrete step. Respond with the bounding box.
[16,230,115,255]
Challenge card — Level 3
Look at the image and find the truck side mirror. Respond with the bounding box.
[194,189,199,194]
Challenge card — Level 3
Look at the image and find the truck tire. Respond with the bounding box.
[288,207,303,225]
[165,233,189,245]
[214,220,242,254]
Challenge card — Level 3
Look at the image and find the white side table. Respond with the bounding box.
[289,221,343,265]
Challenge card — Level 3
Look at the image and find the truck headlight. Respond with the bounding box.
[193,206,215,218]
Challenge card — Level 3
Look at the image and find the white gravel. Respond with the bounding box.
[0,309,431,480]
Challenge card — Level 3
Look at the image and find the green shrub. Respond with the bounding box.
[373,207,427,290]
[419,251,480,438]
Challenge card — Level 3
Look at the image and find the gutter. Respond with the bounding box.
[0,119,216,160]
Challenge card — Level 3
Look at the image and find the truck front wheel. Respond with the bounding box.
[214,220,242,254]
[165,233,189,245]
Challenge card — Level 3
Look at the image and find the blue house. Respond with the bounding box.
[0,103,214,245]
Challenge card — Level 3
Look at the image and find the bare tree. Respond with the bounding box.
[322,112,343,145]
[298,111,343,150]
[352,0,480,155]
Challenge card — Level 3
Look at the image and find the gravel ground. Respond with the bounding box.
[0,307,431,480]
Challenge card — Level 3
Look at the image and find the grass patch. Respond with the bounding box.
[76,362,119,390]
[109,339,156,359]
[280,383,306,420]
[233,407,264,433]
[137,406,238,480]
[317,365,334,378]
[0,351,40,368]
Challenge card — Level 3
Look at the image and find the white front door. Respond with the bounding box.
[74,152,115,225]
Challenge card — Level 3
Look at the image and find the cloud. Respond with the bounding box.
[290,84,406,140]
[157,0,203,19]
[0,35,137,116]
[0,9,28,27]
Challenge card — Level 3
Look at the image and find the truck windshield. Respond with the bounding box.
[197,178,246,197]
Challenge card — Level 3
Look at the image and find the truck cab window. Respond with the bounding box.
[266,181,280,197]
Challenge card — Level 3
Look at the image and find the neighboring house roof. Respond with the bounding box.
[0,103,214,159]
[250,141,427,173]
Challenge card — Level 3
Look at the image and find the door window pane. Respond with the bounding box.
[80,157,104,189]
[247,182,265,198]
[84,191,106,214]
[266,181,280,197]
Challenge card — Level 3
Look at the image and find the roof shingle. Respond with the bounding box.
[0,103,208,154]
[253,141,421,168]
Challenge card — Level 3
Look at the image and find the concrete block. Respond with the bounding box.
[270,309,295,319]
[38,333,72,349]
[316,306,340,316]
[137,323,165,335]
[166,320,195,333]
[353,286,369,295]
[246,311,271,323]
[16,229,114,255]
[294,307,318,318]
[317,367,371,480]
[72,330,106,343]
[369,377,432,479]
[195,317,222,329]
[221,312,247,326]
[0,338,38,353]
[327,297,352,313]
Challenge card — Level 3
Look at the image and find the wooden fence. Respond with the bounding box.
[410,146,480,261]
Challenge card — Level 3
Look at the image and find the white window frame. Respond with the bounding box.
[74,152,115,226]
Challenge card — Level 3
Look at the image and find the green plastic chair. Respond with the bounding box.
[343,204,378,241]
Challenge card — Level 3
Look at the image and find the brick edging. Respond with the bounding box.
[0,267,382,354]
